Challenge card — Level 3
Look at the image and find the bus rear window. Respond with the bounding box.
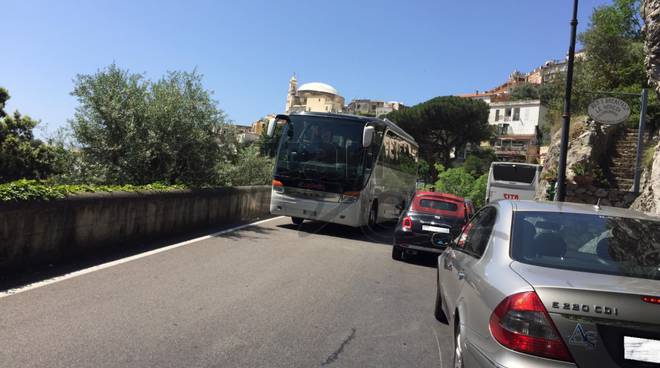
[492,165,536,183]
[418,199,458,212]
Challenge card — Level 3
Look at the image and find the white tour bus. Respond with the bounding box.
[485,162,541,204]
[266,112,418,227]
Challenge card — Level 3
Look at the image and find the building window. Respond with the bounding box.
[498,124,509,135]
[505,108,512,117]
[513,108,520,121]
[495,110,500,121]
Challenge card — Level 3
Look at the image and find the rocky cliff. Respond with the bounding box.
[633,1,660,214]
[631,141,660,215]
[536,120,617,196]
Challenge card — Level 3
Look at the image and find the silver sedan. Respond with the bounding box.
[435,200,660,368]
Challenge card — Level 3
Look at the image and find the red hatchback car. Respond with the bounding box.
[392,191,473,260]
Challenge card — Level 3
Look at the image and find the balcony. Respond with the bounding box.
[492,136,539,163]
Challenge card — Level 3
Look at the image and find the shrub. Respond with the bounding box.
[433,167,488,209]
[0,179,185,202]
[570,162,589,176]
[217,145,274,186]
[643,145,656,170]
[468,174,488,208]
[434,167,475,199]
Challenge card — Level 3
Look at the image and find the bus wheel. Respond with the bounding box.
[292,217,304,225]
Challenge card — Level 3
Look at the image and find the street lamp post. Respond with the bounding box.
[555,0,579,202]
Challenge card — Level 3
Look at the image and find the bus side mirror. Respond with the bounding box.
[362,126,375,148]
[266,118,276,138]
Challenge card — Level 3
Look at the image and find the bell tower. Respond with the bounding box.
[285,73,297,113]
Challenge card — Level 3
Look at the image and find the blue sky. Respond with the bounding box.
[3,0,611,134]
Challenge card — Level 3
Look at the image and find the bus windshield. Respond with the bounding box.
[274,115,368,193]
[492,164,537,184]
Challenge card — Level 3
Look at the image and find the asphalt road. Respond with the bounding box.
[0,217,453,368]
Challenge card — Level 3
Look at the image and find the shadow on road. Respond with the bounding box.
[278,219,438,269]
[394,251,438,268]
[214,222,278,241]
[0,217,278,293]
[277,219,396,246]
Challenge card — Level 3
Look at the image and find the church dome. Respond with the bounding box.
[297,82,339,95]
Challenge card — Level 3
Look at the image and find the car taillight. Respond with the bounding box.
[489,291,573,362]
[402,216,413,231]
[642,295,660,305]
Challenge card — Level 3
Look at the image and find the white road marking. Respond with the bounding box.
[432,327,444,367]
[0,216,284,299]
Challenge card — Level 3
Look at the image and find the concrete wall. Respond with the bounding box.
[0,186,271,272]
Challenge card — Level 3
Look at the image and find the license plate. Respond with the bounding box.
[422,225,450,233]
[624,336,660,363]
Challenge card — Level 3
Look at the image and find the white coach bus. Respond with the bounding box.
[485,162,541,204]
[266,112,418,227]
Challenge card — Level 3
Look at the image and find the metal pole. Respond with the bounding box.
[555,0,579,202]
[633,88,648,194]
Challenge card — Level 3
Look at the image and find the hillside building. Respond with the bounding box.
[345,99,404,117]
[285,75,344,114]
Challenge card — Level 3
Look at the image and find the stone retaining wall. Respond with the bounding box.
[565,183,638,207]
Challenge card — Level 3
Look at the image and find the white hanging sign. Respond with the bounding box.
[588,97,631,125]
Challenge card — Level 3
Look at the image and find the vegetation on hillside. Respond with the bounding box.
[0,179,185,202]
[387,96,492,181]
[432,151,495,208]
[68,64,238,186]
[0,65,275,201]
[514,0,655,136]
[0,88,65,183]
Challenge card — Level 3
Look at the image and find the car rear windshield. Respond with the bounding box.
[511,211,660,281]
[492,165,537,184]
[418,199,458,212]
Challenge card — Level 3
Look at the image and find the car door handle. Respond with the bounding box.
[457,271,465,280]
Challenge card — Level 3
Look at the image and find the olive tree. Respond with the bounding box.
[69,64,237,186]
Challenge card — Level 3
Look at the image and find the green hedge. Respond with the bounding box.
[0,180,186,202]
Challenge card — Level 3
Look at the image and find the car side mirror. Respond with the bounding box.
[362,126,375,148]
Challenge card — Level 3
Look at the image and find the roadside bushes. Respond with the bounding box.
[0,179,185,202]
[430,151,494,208]
[217,145,274,186]
[434,164,488,208]
[68,64,238,186]
[1,66,275,195]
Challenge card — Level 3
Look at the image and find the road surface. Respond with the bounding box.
[0,217,453,367]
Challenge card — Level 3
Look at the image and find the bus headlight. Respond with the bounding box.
[341,191,359,203]
[272,179,284,194]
